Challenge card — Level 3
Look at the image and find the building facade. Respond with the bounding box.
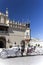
[0,9,31,48]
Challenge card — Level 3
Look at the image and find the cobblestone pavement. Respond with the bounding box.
[0,56,43,65]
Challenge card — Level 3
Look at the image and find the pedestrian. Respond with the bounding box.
[20,40,25,56]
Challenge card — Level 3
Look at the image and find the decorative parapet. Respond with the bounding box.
[9,20,30,31]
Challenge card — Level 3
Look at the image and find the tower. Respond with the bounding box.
[6,8,9,26]
[24,23,31,43]
[6,8,8,17]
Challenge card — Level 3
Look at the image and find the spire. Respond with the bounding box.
[6,8,8,17]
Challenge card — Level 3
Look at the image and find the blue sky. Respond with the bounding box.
[0,0,43,40]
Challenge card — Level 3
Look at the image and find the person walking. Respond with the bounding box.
[20,40,25,56]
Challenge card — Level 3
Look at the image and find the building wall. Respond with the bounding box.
[0,9,31,48]
[7,30,25,47]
